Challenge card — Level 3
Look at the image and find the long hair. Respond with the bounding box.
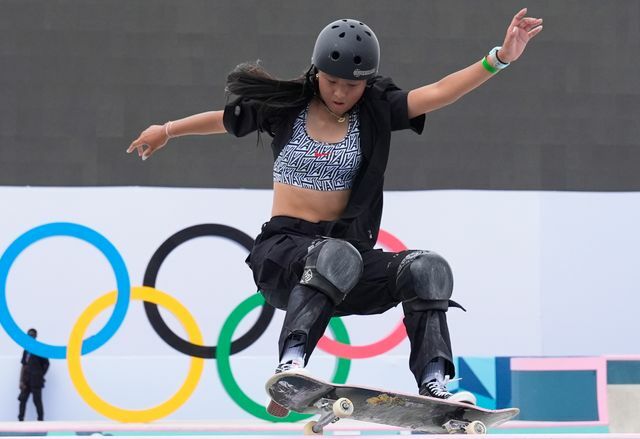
[225,62,316,131]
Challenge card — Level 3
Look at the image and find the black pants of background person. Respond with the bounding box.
[248,216,460,385]
[18,385,44,421]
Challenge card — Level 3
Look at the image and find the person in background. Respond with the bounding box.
[18,328,49,421]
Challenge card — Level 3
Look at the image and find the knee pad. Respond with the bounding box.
[299,239,363,305]
[396,251,453,312]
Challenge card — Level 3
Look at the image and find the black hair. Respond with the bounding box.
[225,62,317,141]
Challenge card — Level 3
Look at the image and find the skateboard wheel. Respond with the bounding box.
[464,420,486,435]
[332,397,354,417]
[304,421,323,435]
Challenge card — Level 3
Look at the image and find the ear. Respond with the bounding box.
[308,66,319,94]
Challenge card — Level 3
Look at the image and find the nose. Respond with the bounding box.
[333,85,347,100]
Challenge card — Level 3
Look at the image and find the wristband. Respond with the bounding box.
[481,57,498,74]
[488,46,510,70]
[494,49,508,66]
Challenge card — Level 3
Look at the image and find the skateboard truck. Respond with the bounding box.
[304,397,354,435]
[443,419,487,435]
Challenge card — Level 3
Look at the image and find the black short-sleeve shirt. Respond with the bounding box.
[224,76,425,248]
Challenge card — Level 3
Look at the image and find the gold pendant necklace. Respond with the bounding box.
[319,99,347,123]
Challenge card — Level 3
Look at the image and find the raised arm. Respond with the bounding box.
[127,110,227,160]
[407,8,543,118]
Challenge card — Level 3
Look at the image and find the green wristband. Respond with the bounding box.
[482,57,498,74]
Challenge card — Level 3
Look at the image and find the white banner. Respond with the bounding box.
[1,187,638,421]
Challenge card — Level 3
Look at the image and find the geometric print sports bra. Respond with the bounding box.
[273,103,362,191]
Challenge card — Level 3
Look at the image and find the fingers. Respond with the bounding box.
[520,17,543,29]
[514,18,543,39]
[127,132,152,157]
[511,8,543,31]
[528,25,544,39]
[519,18,543,34]
[141,143,159,161]
[127,137,154,160]
[506,8,543,44]
[127,137,143,154]
[515,7,528,19]
[126,125,168,160]
[510,7,528,26]
[129,143,144,158]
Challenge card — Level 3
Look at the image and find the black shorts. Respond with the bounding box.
[247,216,414,316]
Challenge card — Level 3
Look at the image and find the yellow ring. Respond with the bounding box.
[67,286,205,422]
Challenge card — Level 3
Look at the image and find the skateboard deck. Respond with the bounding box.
[266,371,519,435]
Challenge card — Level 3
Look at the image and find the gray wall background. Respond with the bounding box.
[1,0,638,190]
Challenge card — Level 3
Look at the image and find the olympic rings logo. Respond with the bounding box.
[0,222,409,422]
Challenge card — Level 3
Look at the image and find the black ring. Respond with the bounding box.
[143,224,274,359]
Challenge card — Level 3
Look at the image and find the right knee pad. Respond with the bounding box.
[299,239,363,305]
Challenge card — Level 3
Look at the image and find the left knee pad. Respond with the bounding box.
[396,251,453,311]
[300,239,363,305]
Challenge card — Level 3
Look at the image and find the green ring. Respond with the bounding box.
[216,293,351,422]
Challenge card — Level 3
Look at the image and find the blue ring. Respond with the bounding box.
[0,223,130,359]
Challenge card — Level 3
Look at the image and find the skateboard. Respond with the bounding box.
[266,371,519,435]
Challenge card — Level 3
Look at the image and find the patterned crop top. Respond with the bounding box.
[273,104,362,191]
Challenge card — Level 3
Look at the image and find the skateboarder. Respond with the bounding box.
[128,9,542,412]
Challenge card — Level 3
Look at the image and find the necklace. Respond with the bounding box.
[318,99,347,123]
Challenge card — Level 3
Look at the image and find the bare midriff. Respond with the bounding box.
[271,182,350,222]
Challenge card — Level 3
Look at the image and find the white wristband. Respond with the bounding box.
[488,46,510,70]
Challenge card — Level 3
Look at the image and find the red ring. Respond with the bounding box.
[317,229,408,359]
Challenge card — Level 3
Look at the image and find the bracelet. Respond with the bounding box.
[164,121,175,138]
[481,57,498,74]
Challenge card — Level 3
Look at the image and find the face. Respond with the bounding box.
[316,71,366,114]
[27,329,37,338]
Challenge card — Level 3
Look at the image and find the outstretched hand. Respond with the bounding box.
[127,124,169,160]
[498,8,543,63]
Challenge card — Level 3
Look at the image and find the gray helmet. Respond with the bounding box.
[311,19,380,81]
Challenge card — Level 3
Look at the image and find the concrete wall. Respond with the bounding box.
[1,0,639,190]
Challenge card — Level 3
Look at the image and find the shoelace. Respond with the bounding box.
[426,381,452,398]
[279,363,297,371]
[276,359,304,373]
[426,375,462,398]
